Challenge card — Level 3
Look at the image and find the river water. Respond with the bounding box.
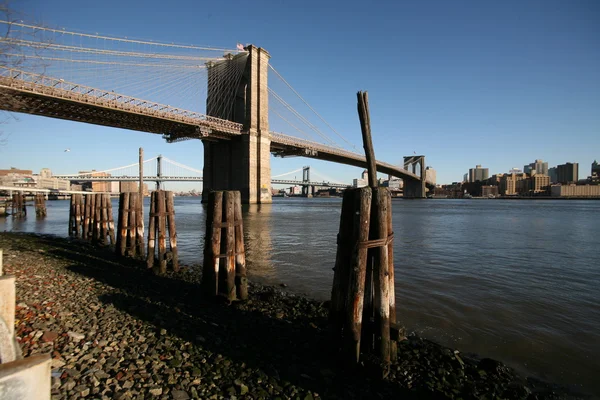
[2,197,599,395]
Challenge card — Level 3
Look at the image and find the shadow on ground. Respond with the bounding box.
[33,235,426,399]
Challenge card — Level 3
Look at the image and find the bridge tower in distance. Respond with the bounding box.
[202,45,272,204]
[403,155,426,198]
[301,166,312,197]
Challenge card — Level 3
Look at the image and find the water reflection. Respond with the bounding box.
[243,204,275,283]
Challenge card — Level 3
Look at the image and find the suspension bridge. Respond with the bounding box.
[0,20,430,203]
[53,157,350,190]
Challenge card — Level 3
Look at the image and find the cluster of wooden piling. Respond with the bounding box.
[116,192,145,258]
[202,191,247,301]
[69,194,115,245]
[146,190,178,274]
[328,90,399,375]
[11,193,26,218]
[329,187,397,368]
[34,194,47,217]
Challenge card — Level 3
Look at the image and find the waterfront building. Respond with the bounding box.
[35,169,70,191]
[556,163,579,184]
[524,159,548,176]
[529,174,551,194]
[499,172,526,196]
[353,169,369,188]
[463,173,468,183]
[551,184,600,198]
[468,165,489,182]
[78,170,111,192]
[481,185,499,197]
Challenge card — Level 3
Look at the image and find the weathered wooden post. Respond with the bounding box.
[34,194,47,217]
[11,193,26,218]
[328,91,398,375]
[201,190,247,300]
[91,194,114,246]
[83,194,94,240]
[116,192,145,258]
[68,194,84,237]
[146,190,178,274]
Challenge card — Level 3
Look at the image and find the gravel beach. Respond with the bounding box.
[0,232,591,400]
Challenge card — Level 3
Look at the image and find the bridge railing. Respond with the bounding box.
[0,67,244,135]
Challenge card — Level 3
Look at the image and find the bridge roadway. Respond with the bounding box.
[0,68,423,183]
[52,175,349,188]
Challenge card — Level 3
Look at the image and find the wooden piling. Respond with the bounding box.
[69,194,84,237]
[146,190,177,274]
[202,190,247,301]
[165,191,178,272]
[221,191,236,301]
[156,190,167,274]
[386,191,398,361]
[117,192,129,256]
[128,193,137,257]
[146,191,156,268]
[34,194,46,217]
[202,191,222,296]
[329,189,357,342]
[136,193,146,259]
[11,193,26,218]
[233,191,248,300]
[328,91,399,373]
[106,194,116,245]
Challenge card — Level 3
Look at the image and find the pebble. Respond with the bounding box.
[1,233,588,400]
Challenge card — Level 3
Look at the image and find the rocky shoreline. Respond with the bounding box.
[0,232,591,399]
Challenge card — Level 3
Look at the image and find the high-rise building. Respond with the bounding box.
[524,159,548,176]
[469,165,489,182]
[591,160,600,180]
[556,163,579,184]
[548,167,558,183]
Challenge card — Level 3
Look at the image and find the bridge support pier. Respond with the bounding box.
[403,156,426,199]
[202,45,272,204]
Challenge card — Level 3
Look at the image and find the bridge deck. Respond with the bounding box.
[0,68,424,183]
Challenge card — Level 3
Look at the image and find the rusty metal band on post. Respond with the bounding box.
[357,232,394,249]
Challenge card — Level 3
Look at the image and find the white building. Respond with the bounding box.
[425,166,436,185]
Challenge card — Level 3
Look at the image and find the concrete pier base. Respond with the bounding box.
[0,355,51,400]
[0,249,50,400]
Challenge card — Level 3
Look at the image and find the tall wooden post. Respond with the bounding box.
[328,91,398,374]
[139,147,144,233]
[146,190,178,274]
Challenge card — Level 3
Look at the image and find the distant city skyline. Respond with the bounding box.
[0,0,598,188]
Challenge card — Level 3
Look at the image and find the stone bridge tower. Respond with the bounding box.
[202,45,271,204]
[403,155,426,198]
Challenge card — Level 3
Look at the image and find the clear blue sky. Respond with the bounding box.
[2,0,599,187]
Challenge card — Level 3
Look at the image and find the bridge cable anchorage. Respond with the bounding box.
[269,64,357,151]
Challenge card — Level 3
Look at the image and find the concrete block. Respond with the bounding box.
[0,354,51,400]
